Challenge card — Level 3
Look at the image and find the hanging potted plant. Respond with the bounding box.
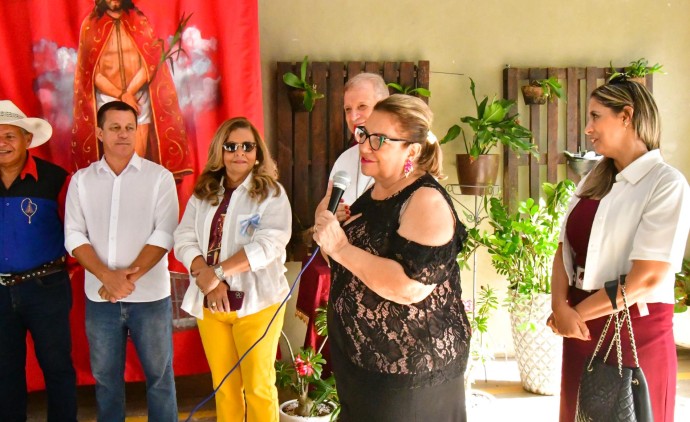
[441,78,537,195]
[607,58,665,86]
[673,258,690,348]
[465,179,575,395]
[521,77,564,105]
[386,82,431,98]
[276,306,339,421]
[283,55,325,112]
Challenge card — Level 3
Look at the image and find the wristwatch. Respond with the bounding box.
[213,265,226,282]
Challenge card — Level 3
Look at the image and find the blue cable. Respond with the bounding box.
[185,247,322,421]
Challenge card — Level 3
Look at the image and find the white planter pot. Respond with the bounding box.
[673,311,690,349]
[510,293,563,396]
[279,399,335,422]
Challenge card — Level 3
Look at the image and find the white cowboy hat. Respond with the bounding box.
[0,100,53,148]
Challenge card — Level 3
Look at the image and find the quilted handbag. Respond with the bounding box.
[575,279,653,422]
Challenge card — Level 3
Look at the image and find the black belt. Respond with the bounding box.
[0,256,67,287]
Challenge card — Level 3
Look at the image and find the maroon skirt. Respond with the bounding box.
[559,286,676,422]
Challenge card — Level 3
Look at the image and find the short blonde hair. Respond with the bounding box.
[373,94,444,179]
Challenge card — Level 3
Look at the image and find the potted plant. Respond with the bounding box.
[386,82,431,98]
[673,258,690,348]
[607,58,665,85]
[464,179,575,394]
[441,78,537,195]
[521,77,564,105]
[462,285,498,392]
[276,306,339,421]
[283,56,325,112]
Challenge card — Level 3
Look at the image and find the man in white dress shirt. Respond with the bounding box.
[329,73,390,204]
[64,101,179,421]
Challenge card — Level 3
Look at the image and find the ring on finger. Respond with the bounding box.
[210,302,217,307]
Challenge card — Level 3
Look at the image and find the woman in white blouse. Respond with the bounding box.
[174,117,291,422]
[548,78,689,422]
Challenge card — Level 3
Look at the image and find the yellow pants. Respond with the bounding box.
[197,302,285,422]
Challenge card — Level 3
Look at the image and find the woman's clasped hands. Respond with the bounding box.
[546,304,591,341]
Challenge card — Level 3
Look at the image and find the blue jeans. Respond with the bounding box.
[0,270,77,422]
[85,296,177,422]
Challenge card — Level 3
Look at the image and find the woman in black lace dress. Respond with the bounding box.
[313,94,470,421]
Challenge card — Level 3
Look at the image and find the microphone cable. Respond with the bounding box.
[185,246,322,421]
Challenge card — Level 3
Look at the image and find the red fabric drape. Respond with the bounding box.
[0,0,263,391]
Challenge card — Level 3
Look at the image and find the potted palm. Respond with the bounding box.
[521,77,564,105]
[673,258,690,348]
[607,58,665,85]
[276,306,339,421]
[464,179,575,395]
[441,78,537,195]
[283,56,325,112]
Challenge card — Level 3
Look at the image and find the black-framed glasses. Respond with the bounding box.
[222,142,256,153]
[354,126,409,151]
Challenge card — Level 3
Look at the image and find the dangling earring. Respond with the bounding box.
[254,159,260,166]
[403,158,413,178]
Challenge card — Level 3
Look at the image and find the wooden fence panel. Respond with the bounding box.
[276,60,430,260]
[502,66,654,211]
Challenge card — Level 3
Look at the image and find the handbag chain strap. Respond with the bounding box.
[586,280,640,376]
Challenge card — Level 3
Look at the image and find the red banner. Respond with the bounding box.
[0,0,263,391]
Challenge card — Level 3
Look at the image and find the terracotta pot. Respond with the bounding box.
[287,89,308,112]
[456,154,499,196]
[521,85,547,105]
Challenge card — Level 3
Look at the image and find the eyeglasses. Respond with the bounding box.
[354,126,409,151]
[222,142,257,153]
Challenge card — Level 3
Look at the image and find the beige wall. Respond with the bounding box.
[259,0,690,356]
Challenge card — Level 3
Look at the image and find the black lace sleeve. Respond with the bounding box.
[386,232,460,285]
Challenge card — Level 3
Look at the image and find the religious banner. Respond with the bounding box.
[0,0,263,390]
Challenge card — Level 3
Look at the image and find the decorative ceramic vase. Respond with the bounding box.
[510,292,562,395]
[673,311,690,349]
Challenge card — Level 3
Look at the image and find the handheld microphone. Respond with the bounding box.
[327,171,351,214]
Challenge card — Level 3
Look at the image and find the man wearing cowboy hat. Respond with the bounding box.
[0,100,77,421]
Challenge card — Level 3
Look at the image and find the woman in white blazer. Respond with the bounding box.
[174,117,291,422]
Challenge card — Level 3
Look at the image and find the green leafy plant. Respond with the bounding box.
[441,78,537,160]
[463,286,499,387]
[386,82,431,98]
[283,55,325,112]
[526,77,565,103]
[460,180,575,327]
[608,58,665,81]
[275,306,339,419]
[675,258,690,313]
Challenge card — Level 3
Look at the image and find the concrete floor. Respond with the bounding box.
[27,347,690,421]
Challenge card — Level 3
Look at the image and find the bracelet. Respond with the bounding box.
[213,265,226,282]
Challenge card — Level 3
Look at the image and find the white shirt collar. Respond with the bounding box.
[219,172,253,195]
[616,149,661,185]
[96,153,142,175]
